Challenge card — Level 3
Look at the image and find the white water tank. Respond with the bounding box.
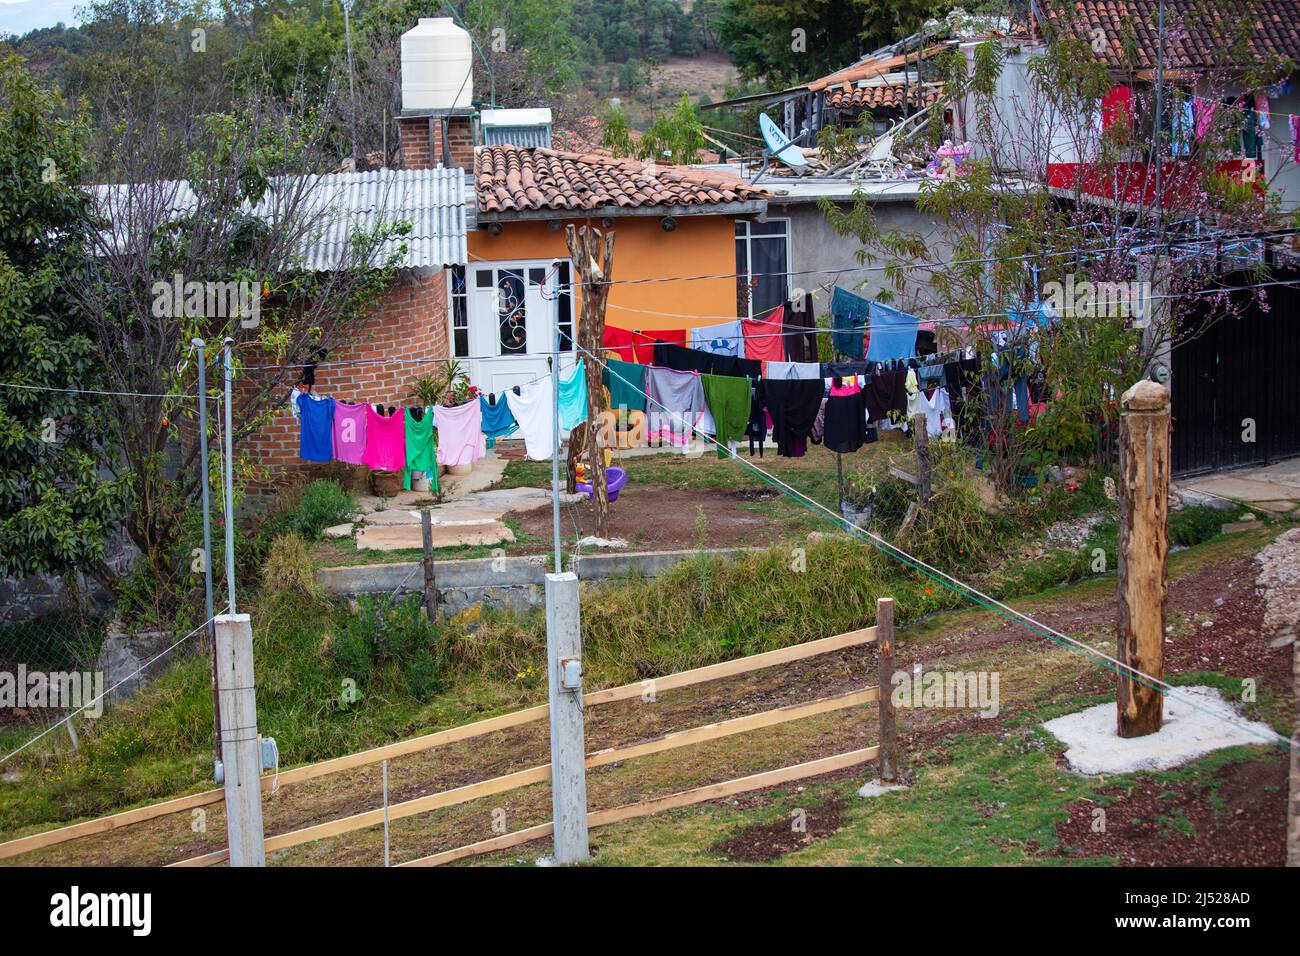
[401,18,473,112]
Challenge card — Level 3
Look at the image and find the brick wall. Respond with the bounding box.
[240,268,451,489]
[397,114,474,172]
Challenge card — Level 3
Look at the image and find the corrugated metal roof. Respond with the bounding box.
[89,167,471,269]
[483,125,553,148]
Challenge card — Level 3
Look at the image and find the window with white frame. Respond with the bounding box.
[735,218,791,320]
[449,265,469,357]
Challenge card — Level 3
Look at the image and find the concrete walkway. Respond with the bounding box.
[327,450,581,552]
[1176,457,1300,517]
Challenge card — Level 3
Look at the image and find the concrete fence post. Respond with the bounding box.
[215,613,265,866]
[545,572,589,863]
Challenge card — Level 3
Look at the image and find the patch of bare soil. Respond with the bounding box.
[709,796,847,862]
[1047,759,1287,866]
[507,486,776,552]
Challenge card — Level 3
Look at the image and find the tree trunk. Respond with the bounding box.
[564,223,615,540]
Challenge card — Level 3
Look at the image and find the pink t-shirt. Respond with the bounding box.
[362,405,406,472]
[433,400,487,467]
[332,402,368,464]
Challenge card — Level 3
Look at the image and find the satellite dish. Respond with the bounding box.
[759,113,807,170]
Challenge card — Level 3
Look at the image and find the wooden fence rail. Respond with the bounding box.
[0,626,878,862]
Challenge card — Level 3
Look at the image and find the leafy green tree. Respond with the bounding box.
[638,92,705,163]
[0,54,126,582]
[600,101,635,156]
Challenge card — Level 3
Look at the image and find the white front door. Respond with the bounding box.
[466,259,575,395]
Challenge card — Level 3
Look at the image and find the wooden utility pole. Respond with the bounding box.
[1116,380,1170,737]
[564,223,615,539]
[876,597,898,784]
[1290,633,1299,866]
[420,508,438,622]
[912,414,932,506]
[215,613,265,866]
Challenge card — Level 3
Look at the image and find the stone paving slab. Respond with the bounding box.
[355,521,516,552]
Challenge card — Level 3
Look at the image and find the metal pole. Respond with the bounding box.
[551,285,563,574]
[342,0,358,163]
[222,338,236,615]
[194,338,220,757]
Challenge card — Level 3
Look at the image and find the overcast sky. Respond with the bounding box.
[0,0,83,37]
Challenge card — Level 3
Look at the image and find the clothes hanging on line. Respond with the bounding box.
[741,307,786,364]
[504,377,556,460]
[404,406,438,491]
[689,320,743,357]
[558,360,589,431]
[866,301,920,363]
[479,393,519,445]
[654,342,714,374]
[601,358,647,413]
[760,378,824,457]
[765,360,822,380]
[908,386,953,437]
[830,287,869,359]
[701,373,752,458]
[332,400,367,464]
[362,404,406,472]
[711,354,762,380]
[823,380,869,453]
[434,399,487,468]
[645,366,707,446]
[631,328,687,363]
[782,293,819,362]
[295,392,335,462]
[602,325,642,362]
[864,368,908,421]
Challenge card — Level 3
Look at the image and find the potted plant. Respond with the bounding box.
[840,472,875,529]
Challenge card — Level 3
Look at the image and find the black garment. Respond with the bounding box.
[821,360,869,379]
[823,389,869,453]
[712,354,762,380]
[760,379,825,457]
[782,292,819,362]
[745,384,768,456]
[864,369,908,421]
[653,343,714,374]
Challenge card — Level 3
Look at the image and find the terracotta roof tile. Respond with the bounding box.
[1040,0,1300,71]
[475,145,768,215]
[825,82,945,111]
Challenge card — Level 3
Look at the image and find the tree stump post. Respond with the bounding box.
[1116,380,1170,737]
[876,597,898,784]
[913,413,932,506]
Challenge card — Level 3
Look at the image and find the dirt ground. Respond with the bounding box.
[4,532,1291,867]
[507,485,787,552]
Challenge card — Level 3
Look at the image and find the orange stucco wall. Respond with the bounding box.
[467,214,739,333]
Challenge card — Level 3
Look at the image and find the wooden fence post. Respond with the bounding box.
[1116,380,1170,738]
[913,414,932,506]
[215,613,265,867]
[545,572,590,863]
[876,597,898,783]
[1289,632,1299,867]
[420,508,438,622]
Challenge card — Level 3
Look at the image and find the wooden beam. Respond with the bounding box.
[5,627,876,860]
[170,684,878,866]
[400,745,881,866]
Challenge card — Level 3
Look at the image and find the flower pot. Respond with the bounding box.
[370,470,403,497]
[839,499,872,530]
[411,472,433,492]
[447,462,473,477]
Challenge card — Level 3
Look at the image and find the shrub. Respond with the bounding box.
[293,480,354,540]
[1170,505,1229,548]
[260,533,320,599]
[904,478,996,568]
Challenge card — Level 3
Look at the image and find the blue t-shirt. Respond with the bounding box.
[297,393,335,461]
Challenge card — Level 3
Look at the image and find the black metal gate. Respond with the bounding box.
[1171,278,1300,476]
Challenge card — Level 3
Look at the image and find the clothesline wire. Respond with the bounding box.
[577,340,1294,753]
[551,226,1300,289]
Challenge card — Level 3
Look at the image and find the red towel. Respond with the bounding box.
[631,328,686,363]
[602,325,641,362]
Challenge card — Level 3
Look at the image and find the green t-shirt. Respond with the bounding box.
[404,406,438,491]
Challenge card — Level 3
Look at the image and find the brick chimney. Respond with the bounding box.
[397,110,475,172]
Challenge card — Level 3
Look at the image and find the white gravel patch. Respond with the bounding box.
[1043,685,1277,775]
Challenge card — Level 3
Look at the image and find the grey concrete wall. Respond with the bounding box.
[776,199,959,313]
[317,547,767,615]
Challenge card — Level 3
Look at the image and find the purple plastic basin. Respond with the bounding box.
[576,466,628,502]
